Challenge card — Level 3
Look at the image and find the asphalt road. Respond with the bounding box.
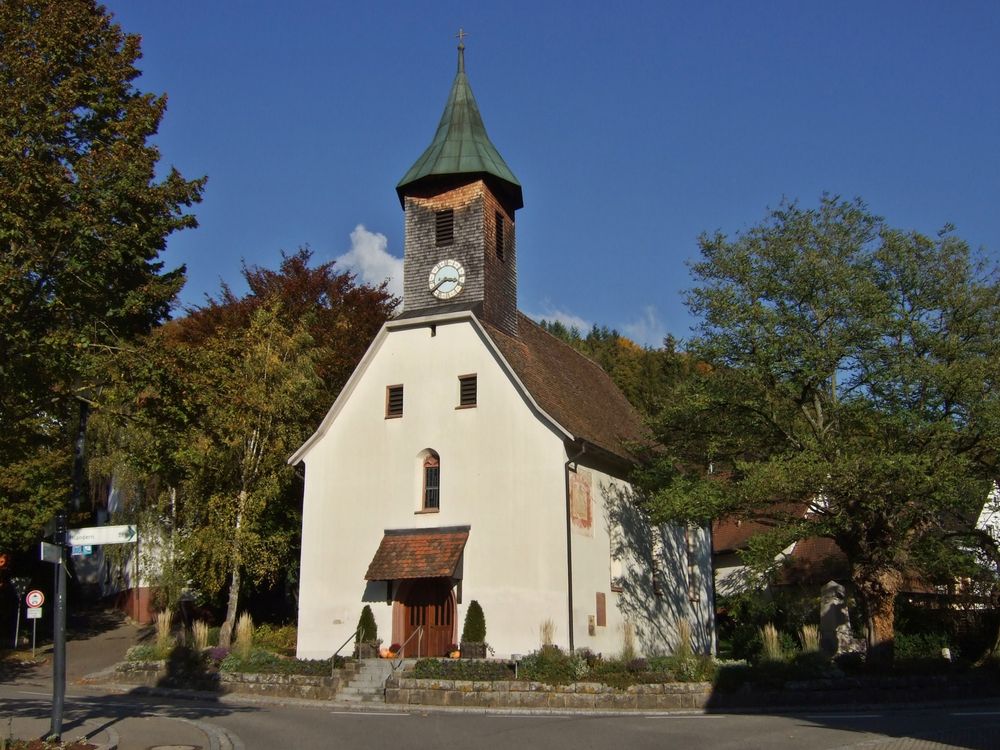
[2,681,999,750]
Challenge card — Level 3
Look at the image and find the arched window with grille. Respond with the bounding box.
[422,452,440,511]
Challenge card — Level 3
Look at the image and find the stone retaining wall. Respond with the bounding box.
[385,672,1000,711]
[385,676,711,710]
[102,659,360,700]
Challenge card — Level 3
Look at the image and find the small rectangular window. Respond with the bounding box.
[458,374,477,407]
[386,384,403,418]
[610,553,624,592]
[435,209,454,246]
[494,211,505,261]
[596,592,607,627]
[686,526,700,602]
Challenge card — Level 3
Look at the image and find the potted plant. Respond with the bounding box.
[354,605,381,658]
[460,600,488,658]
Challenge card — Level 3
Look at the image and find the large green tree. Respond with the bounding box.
[638,196,1000,663]
[91,251,397,631]
[0,0,204,552]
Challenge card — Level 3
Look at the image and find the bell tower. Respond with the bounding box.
[396,39,523,336]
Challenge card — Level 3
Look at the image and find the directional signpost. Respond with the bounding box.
[67,524,136,547]
[41,520,138,739]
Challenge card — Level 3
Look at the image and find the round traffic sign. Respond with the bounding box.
[25,589,44,608]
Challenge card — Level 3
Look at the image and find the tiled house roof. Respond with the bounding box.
[481,312,649,465]
[364,527,470,581]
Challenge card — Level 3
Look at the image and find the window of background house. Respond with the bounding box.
[435,209,454,246]
[386,384,403,418]
[458,374,477,407]
[423,453,440,510]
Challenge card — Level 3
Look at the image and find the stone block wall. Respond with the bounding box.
[384,676,712,710]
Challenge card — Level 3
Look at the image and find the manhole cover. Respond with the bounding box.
[148,745,200,750]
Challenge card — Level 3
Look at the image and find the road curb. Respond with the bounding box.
[81,679,1000,719]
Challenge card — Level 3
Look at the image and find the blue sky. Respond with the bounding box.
[105,1,999,347]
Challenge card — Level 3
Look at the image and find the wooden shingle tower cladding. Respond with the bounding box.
[397,42,521,336]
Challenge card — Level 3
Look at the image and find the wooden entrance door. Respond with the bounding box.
[401,579,454,657]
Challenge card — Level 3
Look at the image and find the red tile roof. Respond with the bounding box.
[364,526,469,581]
[481,313,649,464]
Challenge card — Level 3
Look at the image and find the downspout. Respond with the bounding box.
[707,522,718,656]
[564,440,587,653]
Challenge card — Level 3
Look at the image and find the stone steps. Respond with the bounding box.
[336,658,401,703]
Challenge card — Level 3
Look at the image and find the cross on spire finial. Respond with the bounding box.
[455,28,468,73]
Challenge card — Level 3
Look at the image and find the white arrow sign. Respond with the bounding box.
[67,524,137,546]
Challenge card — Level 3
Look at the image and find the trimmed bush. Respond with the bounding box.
[461,600,486,643]
[356,605,377,643]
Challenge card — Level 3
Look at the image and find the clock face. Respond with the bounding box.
[428,259,466,300]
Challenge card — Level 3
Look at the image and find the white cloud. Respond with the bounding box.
[622,305,667,348]
[525,304,592,334]
[335,224,403,298]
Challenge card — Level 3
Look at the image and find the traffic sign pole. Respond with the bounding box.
[50,512,66,740]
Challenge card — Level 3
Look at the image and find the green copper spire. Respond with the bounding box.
[396,40,523,210]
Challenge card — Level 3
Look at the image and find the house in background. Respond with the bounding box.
[291,43,715,660]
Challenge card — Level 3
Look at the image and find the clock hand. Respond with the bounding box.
[431,275,460,291]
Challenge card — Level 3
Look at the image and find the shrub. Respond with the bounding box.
[234,613,254,660]
[461,600,486,643]
[894,632,954,661]
[254,623,297,656]
[159,642,211,688]
[518,645,588,685]
[356,605,377,643]
[412,658,512,681]
[220,649,339,675]
[126,644,164,662]
[208,646,230,664]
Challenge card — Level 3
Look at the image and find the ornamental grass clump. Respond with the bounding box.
[233,612,254,660]
[759,623,785,662]
[192,620,210,651]
[800,624,821,653]
[540,618,556,647]
[675,618,694,660]
[154,611,173,658]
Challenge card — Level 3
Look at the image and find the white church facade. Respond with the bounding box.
[291,44,715,660]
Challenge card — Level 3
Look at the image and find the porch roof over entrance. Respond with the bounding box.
[364,526,470,581]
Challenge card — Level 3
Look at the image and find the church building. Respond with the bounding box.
[292,43,715,660]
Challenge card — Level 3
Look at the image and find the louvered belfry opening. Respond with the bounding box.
[494,210,505,261]
[435,208,454,246]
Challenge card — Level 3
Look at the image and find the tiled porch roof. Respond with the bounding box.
[364,526,470,581]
